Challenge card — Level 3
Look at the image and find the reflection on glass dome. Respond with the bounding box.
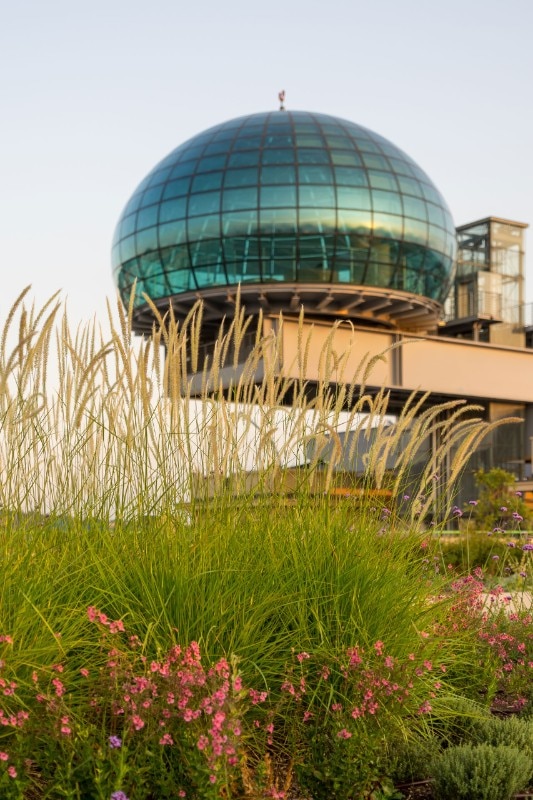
[112,111,456,312]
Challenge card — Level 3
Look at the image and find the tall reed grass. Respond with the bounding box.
[0,287,515,521]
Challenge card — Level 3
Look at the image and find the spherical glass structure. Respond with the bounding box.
[112,110,456,329]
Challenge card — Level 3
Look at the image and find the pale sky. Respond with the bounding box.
[1,0,532,328]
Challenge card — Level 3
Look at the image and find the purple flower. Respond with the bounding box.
[109,735,122,749]
[111,793,129,800]
[452,506,463,517]
[522,544,533,551]
[500,506,508,512]
[468,500,478,506]
[512,512,523,522]
[520,572,527,578]
[515,491,523,497]
[507,542,516,548]
[491,555,499,561]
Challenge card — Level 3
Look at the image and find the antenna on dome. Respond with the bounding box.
[278,90,286,111]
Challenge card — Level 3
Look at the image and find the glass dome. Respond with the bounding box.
[112,111,456,322]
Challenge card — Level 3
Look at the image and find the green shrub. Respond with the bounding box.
[470,468,532,532]
[438,535,510,576]
[432,743,533,800]
[471,715,533,759]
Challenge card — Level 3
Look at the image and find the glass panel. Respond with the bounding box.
[191,239,223,266]
[427,225,447,252]
[373,213,403,239]
[120,235,136,262]
[368,170,397,191]
[387,156,415,177]
[194,154,227,172]
[170,162,195,180]
[397,176,423,197]
[260,185,296,207]
[224,167,259,187]
[403,218,428,244]
[337,208,372,234]
[163,178,191,199]
[354,139,381,154]
[299,185,335,207]
[330,150,363,167]
[297,149,330,164]
[264,134,293,147]
[323,135,353,149]
[298,207,336,233]
[421,182,442,204]
[147,166,173,186]
[298,165,333,184]
[260,207,298,234]
[222,187,258,211]
[192,172,223,192]
[261,165,296,184]
[140,185,164,207]
[334,167,368,186]
[137,205,159,229]
[295,134,324,147]
[166,265,197,293]
[336,187,371,210]
[159,197,187,223]
[161,242,192,273]
[262,149,295,165]
[372,190,403,215]
[231,134,263,150]
[222,209,257,236]
[427,203,445,227]
[179,145,206,162]
[362,154,390,170]
[188,191,221,216]
[119,213,137,239]
[187,214,220,241]
[158,220,187,248]
[402,196,428,221]
[228,150,261,168]
[136,227,158,252]
[193,263,228,288]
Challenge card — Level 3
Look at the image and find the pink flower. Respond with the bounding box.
[8,765,17,778]
[337,728,352,739]
[0,752,8,761]
[374,640,384,655]
[80,668,89,678]
[296,652,310,662]
[159,733,174,745]
[131,715,145,730]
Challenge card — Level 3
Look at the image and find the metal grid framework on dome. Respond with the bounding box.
[112,110,456,328]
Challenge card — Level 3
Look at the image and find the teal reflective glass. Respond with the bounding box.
[113,110,456,306]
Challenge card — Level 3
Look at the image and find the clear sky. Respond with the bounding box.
[1,0,532,327]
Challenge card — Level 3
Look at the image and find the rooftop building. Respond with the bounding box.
[112,107,533,503]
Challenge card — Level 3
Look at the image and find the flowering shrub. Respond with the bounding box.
[0,607,460,799]
[276,642,446,799]
[0,610,274,799]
